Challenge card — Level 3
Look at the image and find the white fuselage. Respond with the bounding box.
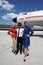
[17,10,43,26]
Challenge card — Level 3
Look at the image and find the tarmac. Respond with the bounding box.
[0,30,43,65]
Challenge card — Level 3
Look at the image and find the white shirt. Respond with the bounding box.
[17,28,24,37]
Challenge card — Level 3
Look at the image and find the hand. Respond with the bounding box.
[15,37,16,39]
[26,34,30,37]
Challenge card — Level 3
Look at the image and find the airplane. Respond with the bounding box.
[13,10,43,31]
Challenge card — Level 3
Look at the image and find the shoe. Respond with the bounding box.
[14,51,17,53]
[15,51,19,55]
[23,59,26,62]
[12,50,16,54]
[25,53,29,57]
[20,53,22,54]
[12,50,13,52]
[20,52,22,54]
[12,50,14,53]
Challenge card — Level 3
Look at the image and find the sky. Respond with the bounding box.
[0,0,43,25]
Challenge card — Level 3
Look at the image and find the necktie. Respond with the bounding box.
[18,28,20,37]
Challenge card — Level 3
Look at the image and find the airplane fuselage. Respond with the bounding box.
[17,10,43,26]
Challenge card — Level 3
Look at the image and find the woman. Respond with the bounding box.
[7,23,17,54]
[23,21,33,61]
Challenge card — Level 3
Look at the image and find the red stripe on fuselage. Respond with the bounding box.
[19,15,43,20]
[25,16,43,19]
[19,18,24,20]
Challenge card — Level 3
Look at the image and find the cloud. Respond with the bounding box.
[0,0,2,6]
[19,12,25,15]
[0,0,14,11]
[2,3,14,11]
[19,12,27,16]
[2,13,18,20]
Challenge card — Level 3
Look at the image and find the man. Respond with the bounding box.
[7,23,17,53]
[16,23,24,54]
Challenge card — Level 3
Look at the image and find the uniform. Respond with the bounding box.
[16,28,24,54]
[22,26,33,48]
[7,27,17,52]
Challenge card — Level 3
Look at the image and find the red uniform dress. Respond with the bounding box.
[7,27,17,52]
[7,27,17,38]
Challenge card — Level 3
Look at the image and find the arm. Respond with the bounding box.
[7,28,12,35]
[29,27,34,36]
[26,34,30,37]
[26,26,34,37]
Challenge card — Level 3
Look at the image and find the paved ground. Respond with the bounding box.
[0,31,43,65]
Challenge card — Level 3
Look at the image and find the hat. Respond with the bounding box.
[18,23,22,26]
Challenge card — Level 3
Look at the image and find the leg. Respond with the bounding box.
[12,38,16,53]
[23,48,27,61]
[19,37,23,54]
[14,38,17,51]
[27,47,29,51]
[23,47,29,61]
[16,37,19,54]
[20,43,22,54]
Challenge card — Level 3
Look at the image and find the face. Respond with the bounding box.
[24,21,28,26]
[18,26,21,28]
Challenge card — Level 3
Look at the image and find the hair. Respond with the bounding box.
[24,21,28,24]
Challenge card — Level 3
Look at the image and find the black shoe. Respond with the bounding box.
[25,53,29,57]
[12,50,16,54]
[15,51,19,55]
[14,51,17,53]
[23,59,26,62]
[20,53,22,54]
[12,50,14,52]
[20,52,22,54]
[12,50,13,52]
[20,51,22,54]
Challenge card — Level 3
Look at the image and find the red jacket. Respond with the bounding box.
[7,27,17,38]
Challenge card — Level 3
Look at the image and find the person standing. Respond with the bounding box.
[23,21,34,61]
[16,23,24,54]
[7,23,17,53]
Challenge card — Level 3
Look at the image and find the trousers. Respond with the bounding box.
[17,37,23,54]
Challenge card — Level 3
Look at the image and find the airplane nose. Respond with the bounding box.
[13,18,17,23]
